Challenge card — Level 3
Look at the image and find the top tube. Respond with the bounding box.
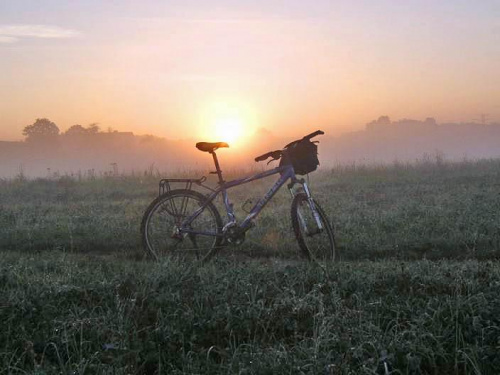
[221,164,294,190]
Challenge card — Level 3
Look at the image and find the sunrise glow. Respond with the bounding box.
[214,116,244,144]
[0,1,498,144]
[197,99,257,146]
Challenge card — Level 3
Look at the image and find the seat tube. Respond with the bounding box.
[211,151,235,223]
[211,151,225,184]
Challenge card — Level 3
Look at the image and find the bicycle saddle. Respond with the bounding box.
[195,142,229,153]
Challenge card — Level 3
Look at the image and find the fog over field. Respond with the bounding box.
[1,116,499,178]
[3,0,500,373]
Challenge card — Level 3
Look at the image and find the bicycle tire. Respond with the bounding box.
[141,189,223,261]
[291,193,337,262]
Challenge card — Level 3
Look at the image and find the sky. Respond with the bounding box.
[0,0,499,142]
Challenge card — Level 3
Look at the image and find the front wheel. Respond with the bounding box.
[141,189,223,261]
[291,193,337,262]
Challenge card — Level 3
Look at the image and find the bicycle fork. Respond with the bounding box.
[290,182,324,236]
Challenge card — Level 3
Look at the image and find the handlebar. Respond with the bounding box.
[283,129,324,149]
[255,150,282,162]
[255,129,324,163]
[303,130,324,141]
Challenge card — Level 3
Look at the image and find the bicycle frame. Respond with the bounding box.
[179,164,300,237]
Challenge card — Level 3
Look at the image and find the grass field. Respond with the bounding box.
[1,159,500,373]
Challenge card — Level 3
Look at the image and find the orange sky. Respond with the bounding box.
[1,1,499,142]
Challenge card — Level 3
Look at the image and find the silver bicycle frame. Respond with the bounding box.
[180,164,299,236]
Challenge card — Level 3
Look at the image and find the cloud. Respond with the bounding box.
[172,74,266,86]
[179,18,266,24]
[0,36,17,43]
[0,24,80,43]
[176,74,226,82]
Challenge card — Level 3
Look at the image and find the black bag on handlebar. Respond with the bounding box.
[280,139,319,175]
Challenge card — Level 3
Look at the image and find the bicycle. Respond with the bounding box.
[140,130,337,262]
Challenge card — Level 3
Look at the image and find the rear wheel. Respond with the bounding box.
[291,193,337,262]
[141,189,223,261]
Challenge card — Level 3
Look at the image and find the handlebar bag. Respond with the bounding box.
[280,140,319,175]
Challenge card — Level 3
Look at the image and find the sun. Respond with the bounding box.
[199,100,257,145]
[214,116,244,144]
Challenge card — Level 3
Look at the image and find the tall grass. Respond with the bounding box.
[1,159,500,373]
[1,158,499,259]
[1,252,499,373]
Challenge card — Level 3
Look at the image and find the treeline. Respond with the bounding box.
[21,118,136,143]
[3,115,500,177]
[1,118,275,177]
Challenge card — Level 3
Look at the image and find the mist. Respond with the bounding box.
[1,116,500,178]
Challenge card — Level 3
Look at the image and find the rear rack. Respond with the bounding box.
[159,176,216,196]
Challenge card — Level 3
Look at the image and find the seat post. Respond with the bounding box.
[210,151,225,184]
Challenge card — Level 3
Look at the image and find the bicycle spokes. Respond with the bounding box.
[291,192,336,261]
[297,201,323,236]
[143,191,221,260]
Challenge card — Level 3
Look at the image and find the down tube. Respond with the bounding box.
[239,167,294,230]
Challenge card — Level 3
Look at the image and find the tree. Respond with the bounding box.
[23,118,60,142]
[65,124,87,135]
[376,116,391,125]
[87,123,100,134]
[65,123,101,136]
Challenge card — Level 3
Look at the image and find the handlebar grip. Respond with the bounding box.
[255,150,282,162]
[303,130,324,141]
[255,151,273,162]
